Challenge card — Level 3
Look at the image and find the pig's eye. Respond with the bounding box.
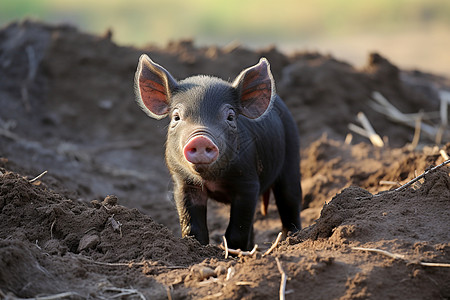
[226,110,235,122]
[171,109,181,125]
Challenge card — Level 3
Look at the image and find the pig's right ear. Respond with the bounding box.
[134,54,178,119]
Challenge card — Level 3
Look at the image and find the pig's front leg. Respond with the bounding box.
[173,180,209,245]
[225,182,259,251]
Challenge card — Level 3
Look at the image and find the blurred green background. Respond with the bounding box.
[1,0,449,75]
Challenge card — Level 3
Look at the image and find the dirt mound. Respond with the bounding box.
[0,169,219,298]
[1,20,450,299]
[299,167,450,244]
[0,169,219,262]
[283,166,450,299]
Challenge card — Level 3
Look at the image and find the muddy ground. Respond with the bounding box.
[0,20,449,299]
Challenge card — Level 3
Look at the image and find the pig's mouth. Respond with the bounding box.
[191,163,214,174]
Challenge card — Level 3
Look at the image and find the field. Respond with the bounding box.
[1,0,450,76]
[0,20,449,299]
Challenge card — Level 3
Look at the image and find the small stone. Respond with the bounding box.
[102,195,118,206]
[43,239,68,255]
[214,265,227,276]
[78,233,100,252]
[191,265,216,281]
[91,199,101,208]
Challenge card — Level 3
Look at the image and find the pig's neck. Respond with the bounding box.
[203,180,221,192]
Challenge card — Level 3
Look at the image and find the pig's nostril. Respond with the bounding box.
[205,148,212,153]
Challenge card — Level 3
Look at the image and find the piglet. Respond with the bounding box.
[135,55,302,250]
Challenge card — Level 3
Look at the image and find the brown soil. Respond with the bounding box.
[0,20,449,299]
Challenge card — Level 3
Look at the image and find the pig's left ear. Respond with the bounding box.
[134,54,178,119]
[232,58,275,119]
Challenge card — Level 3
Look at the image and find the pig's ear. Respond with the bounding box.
[134,54,178,119]
[232,58,275,119]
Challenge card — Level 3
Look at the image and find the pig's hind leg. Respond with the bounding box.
[272,156,302,236]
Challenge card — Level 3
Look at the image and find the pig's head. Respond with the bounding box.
[135,55,275,180]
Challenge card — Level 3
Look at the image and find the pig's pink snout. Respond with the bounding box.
[183,135,219,165]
